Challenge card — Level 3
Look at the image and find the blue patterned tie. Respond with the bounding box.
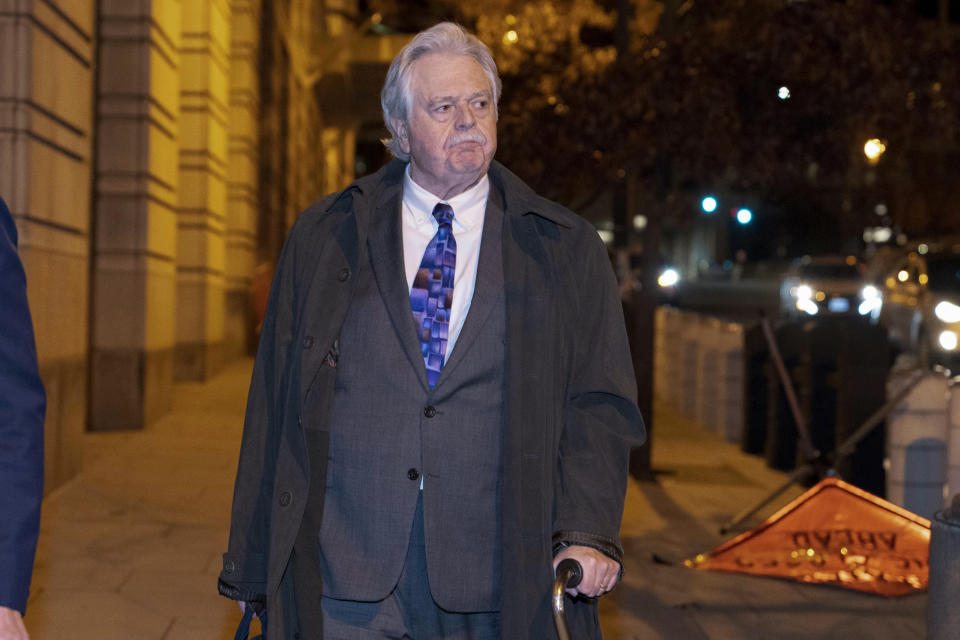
[410,203,456,387]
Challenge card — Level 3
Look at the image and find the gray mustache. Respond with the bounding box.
[449,134,485,146]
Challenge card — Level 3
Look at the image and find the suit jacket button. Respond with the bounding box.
[302,335,314,349]
[224,560,235,574]
[407,468,420,481]
[279,491,292,507]
[423,405,436,418]
[337,267,351,282]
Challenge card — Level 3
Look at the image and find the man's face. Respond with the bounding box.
[393,53,498,199]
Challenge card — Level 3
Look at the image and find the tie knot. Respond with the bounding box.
[432,202,454,227]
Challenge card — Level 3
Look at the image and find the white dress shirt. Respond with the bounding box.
[402,164,489,362]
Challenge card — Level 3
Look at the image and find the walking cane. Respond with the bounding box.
[553,558,583,640]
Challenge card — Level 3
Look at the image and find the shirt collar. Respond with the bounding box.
[402,163,489,231]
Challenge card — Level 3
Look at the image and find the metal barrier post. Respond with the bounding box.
[886,368,949,519]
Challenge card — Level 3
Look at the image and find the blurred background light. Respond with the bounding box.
[778,86,791,100]
[939,330,958,351]
[736,208,752,224]
[935,301,960,323]
[797,298,819,315]
[701,196,717,213]
[864,138,886,164]
[658,268,680,288]
[871,227,892,243]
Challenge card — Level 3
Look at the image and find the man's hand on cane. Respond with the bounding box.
[553,546,620,598]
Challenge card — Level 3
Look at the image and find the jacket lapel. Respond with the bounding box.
[367,188,431,389]
[432,188,505,386]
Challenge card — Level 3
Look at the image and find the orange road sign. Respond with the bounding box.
[687,477,931,596]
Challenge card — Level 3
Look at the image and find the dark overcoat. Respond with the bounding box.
[219,160,645,639]
[0,197,45,616]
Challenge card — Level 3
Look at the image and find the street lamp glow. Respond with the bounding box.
[701,196,718,213]
[778,86,791,100]
[736,208,753,224]
[864,138,886,164]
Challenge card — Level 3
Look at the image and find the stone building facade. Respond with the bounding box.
[1,0,404,492]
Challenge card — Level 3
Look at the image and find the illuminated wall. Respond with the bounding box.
[91,0,181,431]
[1,0,394,491]
[176,0,230,379]
[226,0,261,358]
[0,0,95,491]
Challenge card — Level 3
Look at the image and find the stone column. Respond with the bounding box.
[91,0,181,430]
[226,0,261,358]
[0,0,95,489]
[176,0,230,380]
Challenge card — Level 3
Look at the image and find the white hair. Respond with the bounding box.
[380,22,501,161]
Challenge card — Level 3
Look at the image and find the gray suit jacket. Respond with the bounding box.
[312,181,507,610]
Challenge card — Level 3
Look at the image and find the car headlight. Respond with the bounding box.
[795,284,813,300]
[658,268,679,288]
[860,285,880,301]
[797,298,819,316]
[934,301,960,323]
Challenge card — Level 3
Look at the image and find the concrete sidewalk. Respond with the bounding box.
[601,405,927,639]
[24,358,926,639]
[25,360,251,639]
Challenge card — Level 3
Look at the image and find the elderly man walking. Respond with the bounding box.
[219,22,644,639]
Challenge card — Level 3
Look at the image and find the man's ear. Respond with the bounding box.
[391,117,410,154]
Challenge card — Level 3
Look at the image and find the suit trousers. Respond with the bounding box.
[314,492,500,639]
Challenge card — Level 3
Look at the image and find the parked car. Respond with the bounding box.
[779,255,880,321]
[879,244,960,368]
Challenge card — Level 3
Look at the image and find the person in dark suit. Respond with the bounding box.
[0,197,45,640]
[219,22,645,639]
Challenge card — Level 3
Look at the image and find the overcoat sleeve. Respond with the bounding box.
[552,227,646,566]
[218,216,302,604]
[0,198,45,615]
